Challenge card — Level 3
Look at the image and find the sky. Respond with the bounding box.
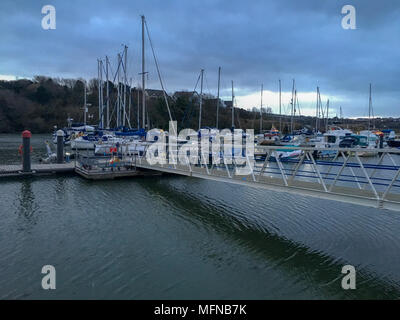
[1,0,400,117]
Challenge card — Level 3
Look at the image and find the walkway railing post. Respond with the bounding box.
[56,130,64,164]
[22,130,32,173]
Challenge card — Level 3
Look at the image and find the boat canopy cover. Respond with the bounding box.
[115,128,147,137]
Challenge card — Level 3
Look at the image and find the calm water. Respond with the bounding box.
[0,133,400,299]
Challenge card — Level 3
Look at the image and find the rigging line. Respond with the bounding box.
[296,94,301,116]
[108,61,115,84]
[108,98,118,127]
[144,18,174,126]
[192,72,201,95]
[204,70,212,97]
[111,55,122,84]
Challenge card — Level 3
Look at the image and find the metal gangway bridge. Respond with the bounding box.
[75,144,400,212]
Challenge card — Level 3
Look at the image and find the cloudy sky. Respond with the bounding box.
[1,0,400,117]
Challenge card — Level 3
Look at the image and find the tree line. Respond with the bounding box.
[0,76,291,133]
[3,76,389,134]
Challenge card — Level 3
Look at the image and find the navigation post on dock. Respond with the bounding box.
[56,130,64,164]
[22,130,32,173]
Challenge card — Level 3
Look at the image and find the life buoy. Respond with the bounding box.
[18,145,33,154]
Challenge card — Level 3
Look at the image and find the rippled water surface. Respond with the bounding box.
[0,134,400,299]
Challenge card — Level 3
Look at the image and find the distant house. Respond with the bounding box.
[131,88,170,100]
[145,89,168,99]
[173,91,198,103]
[173,90,196,99]
[205,98,226,108]
[224,100,233,108]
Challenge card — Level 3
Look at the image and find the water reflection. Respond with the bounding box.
[138,177,400,299]
[17,179,38,220]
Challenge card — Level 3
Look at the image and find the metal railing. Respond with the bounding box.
[128,144,400,211]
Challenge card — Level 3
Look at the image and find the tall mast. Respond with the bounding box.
[137,84,140,129]
[100,59,104,128]
[83,81,87,125]
[216,66,221,129]
[97,59,101,127]
[117,53,121,127]
[290,79,295,135]
[279,79,282,133]
[231,80,235,129]
[368,83,373,130]
[105,56,110,129]
[198,69,204,130]
[315,86,319,133]
[325,99,330,132]
[141,15,146,129]
[123,45,128,127]
[128,78,132,128]
[260,83,263,133]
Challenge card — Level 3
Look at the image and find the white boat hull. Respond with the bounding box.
[71,139,96,150]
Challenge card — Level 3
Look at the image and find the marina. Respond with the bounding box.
[2,133,400,300]
[4,130,400,212]
[2,1,400,303]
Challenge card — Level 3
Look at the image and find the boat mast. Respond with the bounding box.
[137,83,140,129]
[101,59,104,128]
[315,86,320,133]
[105,55,110,129]
[231,80,235,129]
[198,69,204,130]
[260,84,263,133]
[279,79,282,133]
[325,99,330,132]
[368,83,373,130]
[123,45,128,127]
[290,79,295,135]
[97,59,99,127]
[84,81,87,125]
[141,15,146,130]
[128,77,132,128]
[216,66,221,129]
[97,59,102,128]
[117,53,121,127]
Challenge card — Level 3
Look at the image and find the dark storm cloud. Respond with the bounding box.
[0,0,399,116]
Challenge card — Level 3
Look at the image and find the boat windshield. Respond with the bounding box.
[326,136,336,143]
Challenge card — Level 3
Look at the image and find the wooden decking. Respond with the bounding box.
[0,162,75,177]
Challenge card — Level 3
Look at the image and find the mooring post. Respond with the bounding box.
[22,130,32,172]
[56,130,64,164]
